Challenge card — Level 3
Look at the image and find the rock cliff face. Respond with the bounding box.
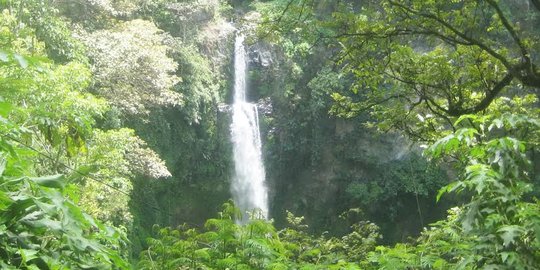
[249,43,274,68]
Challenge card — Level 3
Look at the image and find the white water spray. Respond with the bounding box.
[230,34,268,222]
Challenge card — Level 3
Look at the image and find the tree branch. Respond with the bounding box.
[485,0,529,60]
[387,0,513,70]
[359,94,404,113]
[274,0,296,25]
[447,72,514,116]
[333,28,473,46]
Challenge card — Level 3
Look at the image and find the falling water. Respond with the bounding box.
[230,34,268,222]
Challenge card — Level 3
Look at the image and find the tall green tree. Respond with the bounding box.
[0,10,129,268]
[81,19,182,116]
[260,0,539,140]
[328,0,540,140]
[258,0,540,268]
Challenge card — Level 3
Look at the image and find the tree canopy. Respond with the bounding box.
[0,0,539,268]
[259,0,539,140]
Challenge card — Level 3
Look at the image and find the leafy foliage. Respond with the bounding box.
[55,0,169,29]
[0,162,129,269]
[258,0,540,268]
[138,202,380,269]
[76,128,171,226]
[170,43,220,123]
[368,113,540,269]
[0,5,180,267]
[2,0,539,269]
[1,0,89,63]
[250,0,451,240]
[0,42,129,269]
[258,0,539,141]
[81,19,182,115]
[328,0,539,141]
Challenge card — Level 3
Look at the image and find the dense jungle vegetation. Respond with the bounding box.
[0,0,539,269]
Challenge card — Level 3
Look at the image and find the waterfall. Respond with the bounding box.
[230,34,268,222]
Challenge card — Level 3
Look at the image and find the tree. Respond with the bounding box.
[329,0,539,140]
[2,0,173,239]
[76,128,171,226]
[260,0,539,141]
[55,0,168,29]
[259,0,540,268]
[0,10,129,268]
[81,19,182,116]
[368,113,540,269]
[0,0,89,63]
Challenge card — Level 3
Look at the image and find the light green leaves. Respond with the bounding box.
[29,174,65,189]
[81,19,182,116]
[373,110,539,268]
[0,6,130,267]
[498,225,523,247]
[0,171,129,268]
[0,101,13,118]
[0,50,29,68]
[428,127,477,158]
[139,202,380,269]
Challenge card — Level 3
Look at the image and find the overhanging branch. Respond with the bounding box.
[485,0,529,60]
[447,72,514,116]
[387,0,513,70]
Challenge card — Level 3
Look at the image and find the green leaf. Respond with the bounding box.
[194,248,210,260]
[436,182,461,202]
[498,225,523,247]
[0,156,6,175]
[488,118,503,130]
[0,190,12,211]
[462,201,480,232]
[432,258,447,269]
[18,248,39,263]
[500,252,510,263]
[29,174,65,189]
[0,101,12,117]
[454,114,477,126]
[31,218,63,232]
[67,165,97,182]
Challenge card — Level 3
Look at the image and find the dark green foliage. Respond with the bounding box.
[138,202,380,269]
[258,0,540,268]
[368,113,540,269]
[250,18,447,239]
[345,153,449,238]
[171,43,221,123]
[116,0,235,244]
[327,0,540,141]
[125,58,232,256]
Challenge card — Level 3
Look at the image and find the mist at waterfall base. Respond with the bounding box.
[230,34,269,223]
